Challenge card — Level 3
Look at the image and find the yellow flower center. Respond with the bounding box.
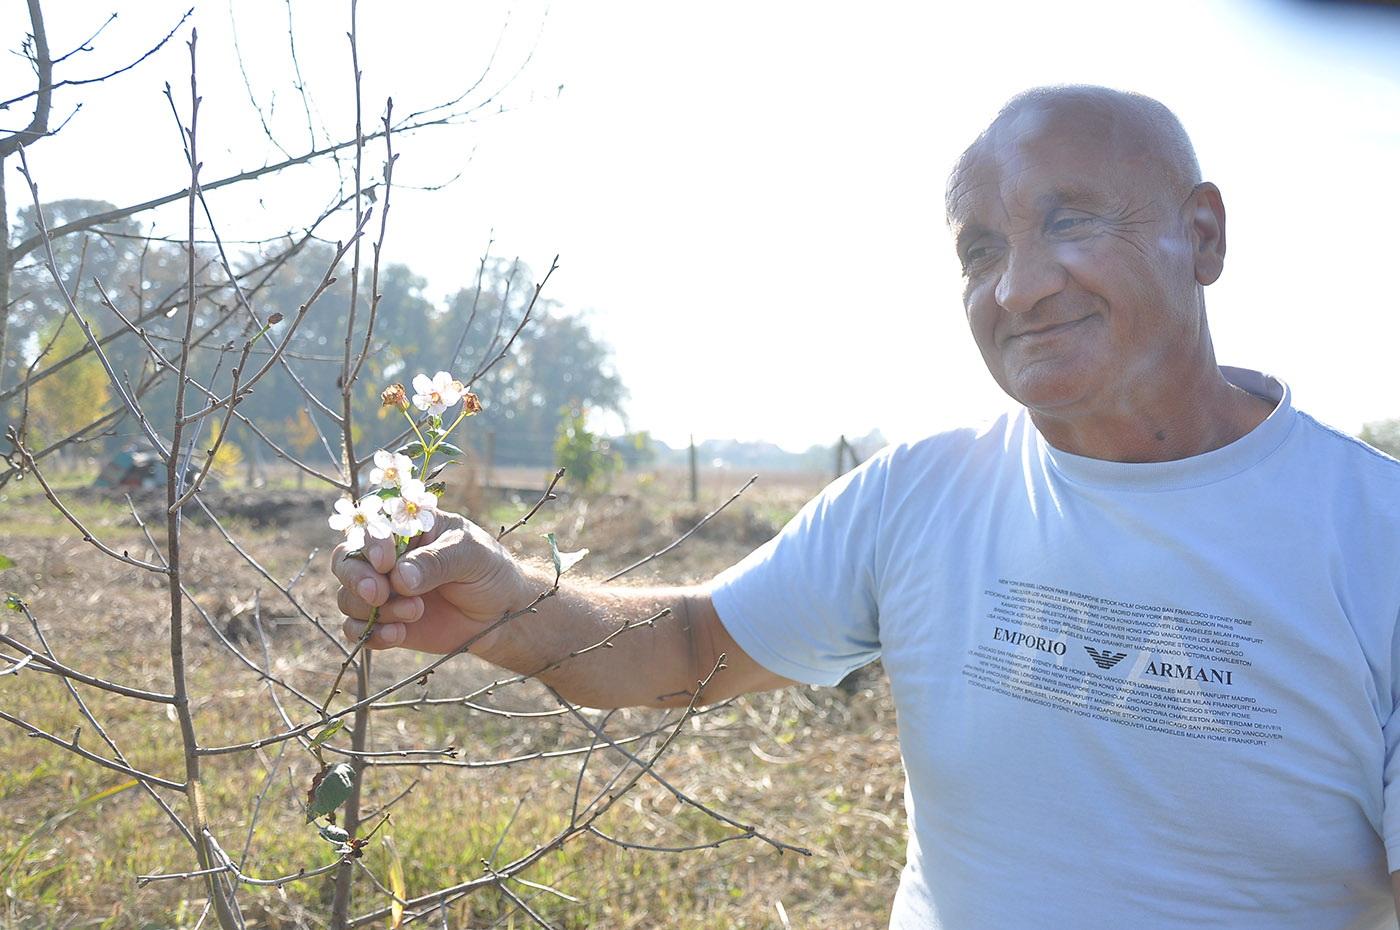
[405,500,419,516]
[353,513,367,526]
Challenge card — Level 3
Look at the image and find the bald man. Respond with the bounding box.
[334,87,1400,928]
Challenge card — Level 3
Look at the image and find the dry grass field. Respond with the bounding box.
[0,465,905,929]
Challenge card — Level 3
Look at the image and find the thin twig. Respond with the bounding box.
[0,709,184,790]
[498,467,565,539]
[603,475,758,582]
[5,430,168,573]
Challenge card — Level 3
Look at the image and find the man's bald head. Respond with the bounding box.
[946,86,1202,221]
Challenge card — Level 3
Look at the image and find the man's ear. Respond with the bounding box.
[1188,182,1226,285]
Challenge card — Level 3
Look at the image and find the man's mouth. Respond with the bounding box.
[1006,315,1093,342]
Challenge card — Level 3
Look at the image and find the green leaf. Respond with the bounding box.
[375,486,402,500]
[4,594,23,612]
[318,823,351,845]
[0,554,14,570]
[305,762,355,823]
[542,532,588,577]
[396,441,425,459]
[425,482,446,496]
[309,719,344,749]
[434,441,464,458]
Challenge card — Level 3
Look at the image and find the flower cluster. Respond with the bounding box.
[329,370,481,552]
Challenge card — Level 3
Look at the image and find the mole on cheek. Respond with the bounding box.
[1155,430,1167,441]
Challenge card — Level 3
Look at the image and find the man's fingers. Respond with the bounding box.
[390,521,469,597]
[342,617,406,649]
[337,585,423,622]
[365,535,395,574]
[331,554,388,607]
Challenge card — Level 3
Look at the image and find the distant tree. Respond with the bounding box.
[474,308,627,464]
[554,403,621,495]
[614,429,656,469]
[24,315,110,450]
[1360,419,1400,459]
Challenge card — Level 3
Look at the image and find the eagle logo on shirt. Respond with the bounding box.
[1084,646,1129,670]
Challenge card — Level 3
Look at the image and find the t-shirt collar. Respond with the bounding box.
[1033,367,1296,491]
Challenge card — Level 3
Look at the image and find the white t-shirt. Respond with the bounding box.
[711,368,1400,930]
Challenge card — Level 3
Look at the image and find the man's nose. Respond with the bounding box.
[994,243,1066,314]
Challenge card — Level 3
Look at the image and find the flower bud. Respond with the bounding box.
[463,392,483,415]
[381,383,409,409]
[267,312,285,325]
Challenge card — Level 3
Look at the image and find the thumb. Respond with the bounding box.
[389,519,470,596]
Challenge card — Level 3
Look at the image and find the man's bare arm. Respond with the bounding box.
[332,511,795,709]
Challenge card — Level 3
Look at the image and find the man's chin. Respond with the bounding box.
[1000,366,1096,414]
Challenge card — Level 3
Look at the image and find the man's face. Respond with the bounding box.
[947,104,1205,421]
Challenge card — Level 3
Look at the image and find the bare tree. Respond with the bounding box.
[0,5,790,929]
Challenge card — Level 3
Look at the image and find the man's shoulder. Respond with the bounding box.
[1293,409,1400,483]
[856,409,1026,497]
[1286,408,1400,535]
[879,408,1026,469]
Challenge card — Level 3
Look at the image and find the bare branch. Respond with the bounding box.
[11,591,195,846]
[199,584,564,756]
[498,467,565,539]
[466,257,558,389]
[0,0,51,156]
[14,148,170,458]
[6,429,169,572]
[0,709,184,790]
[0,630,177,702]
[603,475,758,582]
[0,8,192,113]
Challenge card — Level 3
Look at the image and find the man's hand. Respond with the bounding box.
[331,506,793,708]
[332,511,532,657]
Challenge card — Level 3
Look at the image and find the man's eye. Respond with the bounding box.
[962,245,995,268]
[1048,214,1092,234]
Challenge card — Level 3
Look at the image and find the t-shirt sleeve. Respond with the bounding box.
[708,455,886,687]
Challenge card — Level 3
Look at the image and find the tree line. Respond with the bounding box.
[2,199,629,472]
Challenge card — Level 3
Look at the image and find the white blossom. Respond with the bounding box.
[411,371,464,417]
[328,497,393,551]
[369,450,414,489]
[387,478,438,537]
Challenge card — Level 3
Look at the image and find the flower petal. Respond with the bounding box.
[329,512,353,531]
[365,513,394,538]
[413,373,434,394]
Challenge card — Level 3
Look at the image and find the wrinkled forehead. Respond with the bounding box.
[946,101,1170,227]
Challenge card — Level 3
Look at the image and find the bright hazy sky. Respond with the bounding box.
[3,0,1399,451]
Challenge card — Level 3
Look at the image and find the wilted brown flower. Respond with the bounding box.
[463,392,483,415]
[267,312,285,325]
[380,383,409,409]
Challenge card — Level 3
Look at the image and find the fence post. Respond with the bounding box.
[689,434,699,503]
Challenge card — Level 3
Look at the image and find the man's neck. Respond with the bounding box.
[1029,368,1276,464]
